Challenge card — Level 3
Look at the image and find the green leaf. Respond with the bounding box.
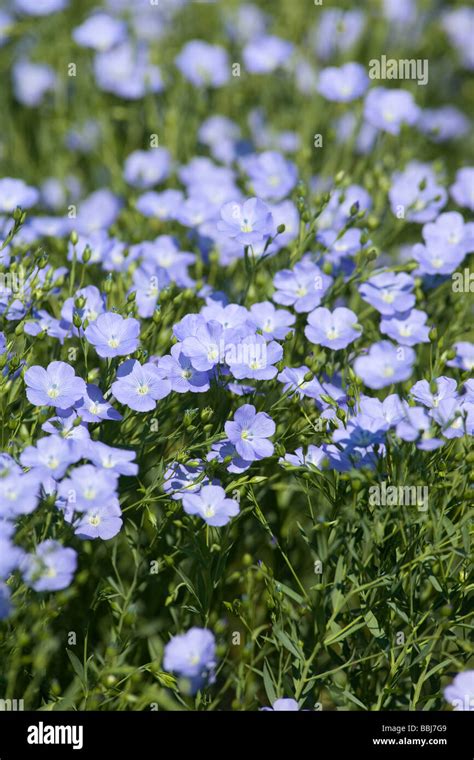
[343,690,368,711]
[364,611,384,639]
[273,580,304,605]
[263,661,277,706]
[428,575,443,592]
[66,650,85,684]
[274,628,304,661]
[324,618,366,646]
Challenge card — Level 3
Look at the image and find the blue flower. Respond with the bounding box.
[74,503,123,541]
[175,40,230,87]
[273,257,333,313]
[136,189,184,221]
[207,440,253,474]
[358,394,405,429]
[277,366,324,400]
[354,341,415,390]
[163,627,216,694]
[75,383,122,422]
[243,35,293,74]
[359,272,415,317]
[312,9,365,60]
[88,441,138,476]
[412,212,473,275]
[94,42,163,100]
[180,319,224,372]
[21,540,77,592]
[0,12,13,48]
[410,376,458,408]
[12,60,56,107]
[72,13,127,52]
[182,484,240,527]
[20,435,80,481]
[249,301,295,340]
[306,307,361,350]
[218,198,274,246]
[226,334,283,381]
[364,88,420,135]
[0,523,25,577]
[85,312,140,358]
[123,148,171,189]
[318,62,368,102]
[280,446,326,470]
[0,178,39,212]
[443,8,474,69]
[240,151,298,202]
[57,464,119,513]
[389,162,447,223]
[225,404,275,461]
[380,309,431,346]
[111,359,170,412]
[158,345,210,394]
[24,361,86,409]
[418,106,469,142]
[0,472,40,519]
[261,698,301,711]
[61,285,106,334]
[450,167,474,211]
[395,406,443,450]
[41,412,90,452]
[163,460,209,501]
[431,398,465,439]
[447,342,474,372]
[444,671,474,711]
[14,0,68,16]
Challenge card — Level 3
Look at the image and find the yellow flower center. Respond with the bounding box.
[326,326,339,340]
[241,220,253,233]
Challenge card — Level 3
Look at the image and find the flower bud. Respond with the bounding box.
[200,407,213,422]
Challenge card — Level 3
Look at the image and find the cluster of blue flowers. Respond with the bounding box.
[0,0,472,709]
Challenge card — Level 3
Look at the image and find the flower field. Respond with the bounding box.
[0,0,473,715]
